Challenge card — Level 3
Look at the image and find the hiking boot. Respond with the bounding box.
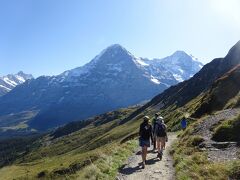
[142,162,145,169]
[157,152,163,160]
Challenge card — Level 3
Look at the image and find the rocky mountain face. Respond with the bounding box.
[0,44,202,132]
[0,71,33,96]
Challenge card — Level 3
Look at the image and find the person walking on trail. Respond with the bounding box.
[181,117,187,130]
[154,116,167,160]
[139,116,153,169]
[152,113,159,151]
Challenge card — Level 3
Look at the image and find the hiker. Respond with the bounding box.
[152,113,159,151]
[154,116,167,160]
[161,119,168,150]
[139,116,153,169]
[181,117,187,130]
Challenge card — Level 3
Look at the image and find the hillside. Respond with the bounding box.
[168,44,240,179]
[193,64,240,117]
[0,106,147,179]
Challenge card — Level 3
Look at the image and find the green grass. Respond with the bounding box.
[0,107,142,179]
[0,111,38,131]
[212,114,240,142]
[0,121,29,131]
[172,119,240,180]
[76,140,137,180]
[0,140,137,180]
[172,131,228,179]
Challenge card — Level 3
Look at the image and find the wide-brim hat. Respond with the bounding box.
[143,116,150,121]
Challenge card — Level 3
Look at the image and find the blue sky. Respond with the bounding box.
[0,0,240,77]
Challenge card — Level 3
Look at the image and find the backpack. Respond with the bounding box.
[155,123,166,137]
[140,123,151,139]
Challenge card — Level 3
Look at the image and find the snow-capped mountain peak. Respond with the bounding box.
[148,50,204,82]
[59,46,203,87]
[92,44,134,63]
[0,71,33,96]
[60,44,137,80]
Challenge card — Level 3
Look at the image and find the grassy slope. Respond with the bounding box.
[1,92,239,179]
[159,65,240,132]
[171,116,240,180]
[161,65,240,179]
[0,106,153,179]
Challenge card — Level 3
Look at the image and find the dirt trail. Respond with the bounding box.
[117,133,177,180]
[195,108,240,162]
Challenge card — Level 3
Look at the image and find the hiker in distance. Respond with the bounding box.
[139,116,153,169]
[181,117,187,130]
[154,116,167,160]
[151,113,159,151]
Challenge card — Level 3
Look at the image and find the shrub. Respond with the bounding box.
[213,114,240,142]
[187,135,204,147]
[37,170,48,178]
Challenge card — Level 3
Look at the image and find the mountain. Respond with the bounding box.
[0,71,33,96]
[168,43,240,179]
[111,41,240,131]
[143,50,203,82]
[146,41,240,111]
[0,44,202,132]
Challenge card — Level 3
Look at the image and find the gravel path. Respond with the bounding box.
[195,108,240,162]
[117,133,177,180]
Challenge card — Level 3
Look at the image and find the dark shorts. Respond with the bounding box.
[139,138,150,147]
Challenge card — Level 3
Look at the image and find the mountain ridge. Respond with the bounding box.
[0,44,202,133]
[145,40,240,110]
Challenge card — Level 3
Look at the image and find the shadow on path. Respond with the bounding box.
[119,157,159,175]
[136,149,156,155]
[146,157,159,165]
[119,165,142,175]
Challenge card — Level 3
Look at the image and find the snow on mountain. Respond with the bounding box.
[147,50,204,82]
[58,45,202,88]
[0,71,33,96]
[0,44,203,131]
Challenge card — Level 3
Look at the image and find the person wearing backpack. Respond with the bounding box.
[152,113,159,151]
[154,116,167,160]
[139,116,153,169]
